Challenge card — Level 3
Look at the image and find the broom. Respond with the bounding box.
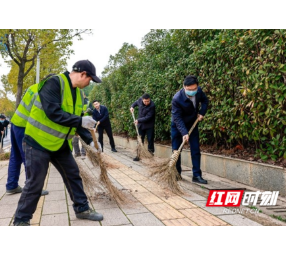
[131,111,153,160]
[79,125,127,204]
[151,117,200,195]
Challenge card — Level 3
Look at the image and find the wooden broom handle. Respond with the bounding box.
[131,111,140,136]
[177,117,200,152]
[89,127,100,150]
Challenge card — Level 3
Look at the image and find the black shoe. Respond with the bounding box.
[192,176,208,184]
[76,208,103,221]
[111,148,117,152]
[133,156,140,161]
[6,186,22,194]
[14,221,30,226]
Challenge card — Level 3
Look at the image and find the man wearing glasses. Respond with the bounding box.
[171,75,209,184]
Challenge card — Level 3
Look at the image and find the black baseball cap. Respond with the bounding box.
[72,60,102,83]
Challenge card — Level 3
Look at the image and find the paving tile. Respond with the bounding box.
[115,177,136,186]
[182,192,207,202]
[192,200,228,215]
[42,200,67,215]
[96,208,130,226]
[124,183,149,193]
[40,213,69,226]
[163,218,198,226]
[132,192,164,205]
[30,207,42,225]
[68,205,77,221]
[90,197,119,210]
[127,173,148,181]
[118,168,140,176]
[0,218,11,226]
[44,190,66,201]
[180,208,228,226]
[145,203,185,220]
[46,183,65,191]
[120,202,149,215]
[0,203,17,219]
[107,169,128,179]
[163,196,197,210]
[37,196,45,208]
[218,214,262,226]
[128,212,164,226]
[0,193,21,205]
[47,177,64,184]
[70,220,101,226]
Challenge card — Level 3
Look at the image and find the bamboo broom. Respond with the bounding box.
[131,111,153,160]
[79,125,127,204]
[151,118,200,195]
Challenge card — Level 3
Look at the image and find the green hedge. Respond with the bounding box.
[90,30,286,161]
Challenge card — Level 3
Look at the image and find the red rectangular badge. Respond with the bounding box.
[206,190,244,207]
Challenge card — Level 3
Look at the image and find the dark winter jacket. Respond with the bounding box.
[131,98,155,130]
[171,87,208,136]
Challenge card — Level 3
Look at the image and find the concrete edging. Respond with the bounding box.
[111,135,286,197]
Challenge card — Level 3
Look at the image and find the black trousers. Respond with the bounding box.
[14,142,90,223]
[138,127,155,153]
[97,123,115,151]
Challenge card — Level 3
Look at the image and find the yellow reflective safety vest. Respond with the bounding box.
[25,73,84,151]
[11,84,39,127]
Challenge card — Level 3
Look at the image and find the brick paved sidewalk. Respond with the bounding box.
[0,148,262,226]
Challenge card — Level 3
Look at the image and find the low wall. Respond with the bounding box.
[110,135,286,197]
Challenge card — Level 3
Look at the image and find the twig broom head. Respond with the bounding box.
[79,137,128,204]
[150,150,183,195]
[137,136,154,159]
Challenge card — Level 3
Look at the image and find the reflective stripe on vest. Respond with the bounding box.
[25,73,83,151]
[11,84,38,127]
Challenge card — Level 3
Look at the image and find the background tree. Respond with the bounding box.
[0,29,91,108]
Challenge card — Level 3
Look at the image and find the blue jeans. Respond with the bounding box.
[6,124,26,190]
[14,142,90,223]
[171,122,202,177]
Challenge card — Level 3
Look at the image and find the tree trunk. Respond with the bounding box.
[15,63,25,109]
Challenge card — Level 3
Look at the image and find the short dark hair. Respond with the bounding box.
[184,75,198,86]
[142,93,150,99]
[93,100,100,103]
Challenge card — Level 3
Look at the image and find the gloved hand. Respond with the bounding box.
[85,108,93,116]
[82,116,97,129]
[89,141,102,152]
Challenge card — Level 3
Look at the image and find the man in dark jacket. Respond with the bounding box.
[171,75,209,184]
[3,115,9,138]
[0,115,5,148]
[130,93,156,157]
[92,100,117,152]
